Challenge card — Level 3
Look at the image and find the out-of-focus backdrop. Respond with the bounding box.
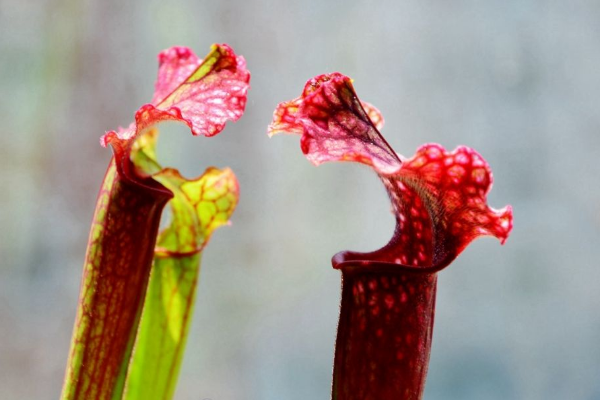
[1,1,599,399]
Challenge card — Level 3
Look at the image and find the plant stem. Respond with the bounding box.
[332,262,437,400]
[61,158,171,400]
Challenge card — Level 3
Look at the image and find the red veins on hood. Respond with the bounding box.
[269,72,512,271]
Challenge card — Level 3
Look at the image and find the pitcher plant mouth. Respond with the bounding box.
[270,72,512,399]
[61,43,249,400]
[269,72,512,270]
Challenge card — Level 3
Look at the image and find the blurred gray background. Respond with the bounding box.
[1,0,599,399]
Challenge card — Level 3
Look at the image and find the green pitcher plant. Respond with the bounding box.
[61,43,250,400]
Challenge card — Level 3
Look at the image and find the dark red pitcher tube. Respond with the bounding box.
[332,253,439,400]
[61,154,172,400]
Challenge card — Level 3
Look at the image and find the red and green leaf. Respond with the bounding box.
[123,130,239,400]
[269,73,513,399]
[61,44,249,400]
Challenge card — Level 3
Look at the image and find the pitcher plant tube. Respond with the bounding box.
[269,73,513,400]
[61,44,250,400]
